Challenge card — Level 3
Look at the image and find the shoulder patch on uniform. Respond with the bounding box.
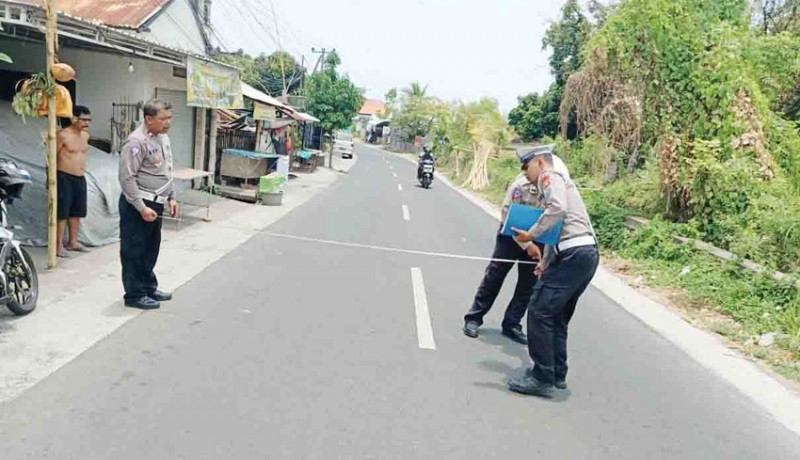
[130,144,140,156]
[541,175,551,189]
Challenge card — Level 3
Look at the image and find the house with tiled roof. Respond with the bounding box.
[354,98,389,138]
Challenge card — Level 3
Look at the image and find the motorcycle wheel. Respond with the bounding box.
[6,247,39,316]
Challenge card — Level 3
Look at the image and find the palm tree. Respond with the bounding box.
[402,81,428,98]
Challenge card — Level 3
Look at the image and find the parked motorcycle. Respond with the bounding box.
[0,158,38,316]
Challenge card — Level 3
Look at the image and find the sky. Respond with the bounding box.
[211,0,573,113]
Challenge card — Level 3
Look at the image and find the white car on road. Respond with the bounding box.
[333,131,354,159]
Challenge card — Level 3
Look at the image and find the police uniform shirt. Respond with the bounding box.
[501,173,542,222]
[119,124,174,212]
[526,170,595,267]
[502,173,544,250]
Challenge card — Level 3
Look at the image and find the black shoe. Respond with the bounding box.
[555,380,568,390]
[125,296,161,310]
[148,290,173,302]
[508,374,554,398]
[463,321,480,338]
[502,327,528,345]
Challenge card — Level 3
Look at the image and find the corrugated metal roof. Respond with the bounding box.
[296,112,319,123]
[241,82,291,110]
[11,0,171,29]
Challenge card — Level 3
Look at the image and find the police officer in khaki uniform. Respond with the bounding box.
[463,147,556,344]
[118,100,178,310]
[509,149,599,398]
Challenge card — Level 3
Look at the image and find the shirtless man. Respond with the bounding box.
[56,106,92,257]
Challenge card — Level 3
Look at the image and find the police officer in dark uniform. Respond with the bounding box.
[118,99,178,310]
[462,147,549,345]
[508,149,599,397]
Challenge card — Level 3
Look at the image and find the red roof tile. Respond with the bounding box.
[12,0,171,29]
[359,99,386,116]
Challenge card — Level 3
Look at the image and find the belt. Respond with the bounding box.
[557,235,596,253]
[139,191,168,204]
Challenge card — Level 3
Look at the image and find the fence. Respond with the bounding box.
[111,100,142,154]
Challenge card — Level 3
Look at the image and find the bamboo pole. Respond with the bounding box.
[45,0,58,269]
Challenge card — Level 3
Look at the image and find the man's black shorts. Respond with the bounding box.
[57,171,88,220]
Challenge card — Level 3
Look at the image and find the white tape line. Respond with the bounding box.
[263,232,538,265]
[411,268,436,350]
[398,184,403,192]
[392,172,398,178]
[402,204,411,221]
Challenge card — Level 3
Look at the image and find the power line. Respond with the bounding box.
[222,0,280,49]
[146,0,207,53]
[256,0,320,54]
[185,0,233,52]
[237,0,308,95]
[212,0,309,95]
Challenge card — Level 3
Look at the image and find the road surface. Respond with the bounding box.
[1,144,799,459]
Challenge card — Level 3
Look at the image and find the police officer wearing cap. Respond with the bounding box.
[508,148,599,398]
[462,146,565,344]
[118,99,178,310]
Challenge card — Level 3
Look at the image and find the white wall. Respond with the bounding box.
[0,37,189,142]
[142,0,207,55]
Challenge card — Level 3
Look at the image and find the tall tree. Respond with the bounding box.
[543,0,591,87]
[304,51,364,134]
[392,81,439,141]
[216,50,305,96]
[755,0,800,35]
[403,81,428,98]
[380,88,398,118]
[508,0,590,141]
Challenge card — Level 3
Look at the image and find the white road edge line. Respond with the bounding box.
[411,268,436,350]
[402,204,411,221]
[398,184,403,192]
[392,172,398,178]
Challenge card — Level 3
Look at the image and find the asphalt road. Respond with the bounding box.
[1,144,799,459]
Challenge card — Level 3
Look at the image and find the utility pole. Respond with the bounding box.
[299,55,305,93]
[279,51,288,96]
[269,2,289,97]
[45,0,58,269]
[311,47,327,74]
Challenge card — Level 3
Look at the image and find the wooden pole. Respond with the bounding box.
[45,0,58,269]
[255,119,264,151]
[207,109,219,184]
[193,108,207,189]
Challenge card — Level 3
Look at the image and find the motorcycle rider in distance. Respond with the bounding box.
[417,144,435,180]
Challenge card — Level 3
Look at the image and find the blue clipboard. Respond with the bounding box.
[500,204,563,246]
